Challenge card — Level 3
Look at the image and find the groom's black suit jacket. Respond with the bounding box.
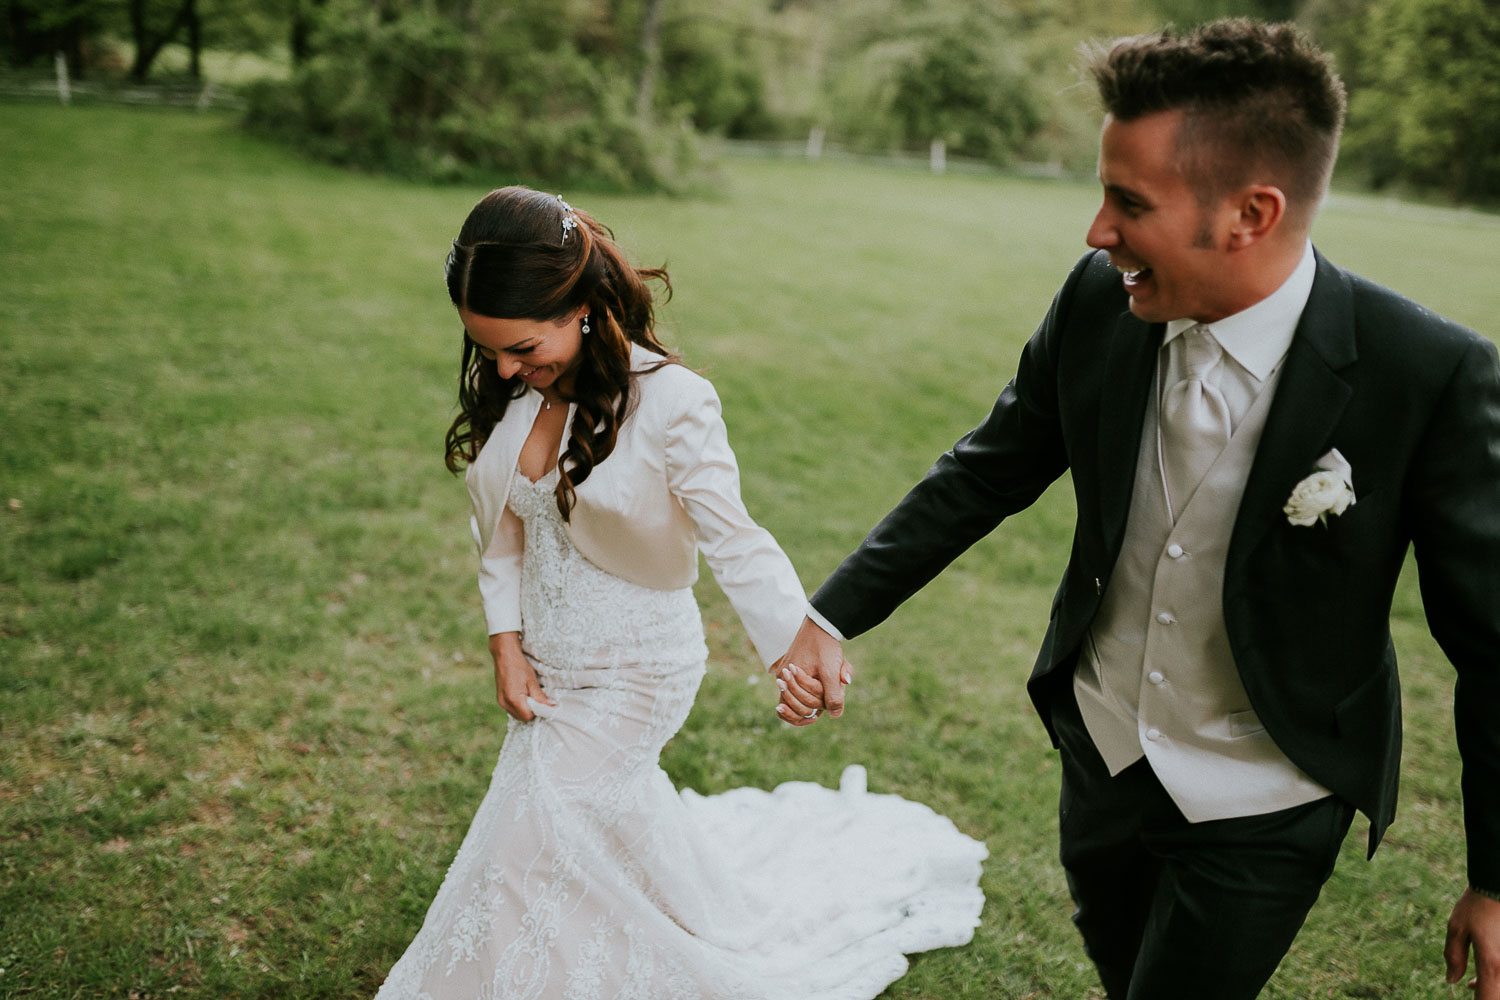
[812,249,1500,890]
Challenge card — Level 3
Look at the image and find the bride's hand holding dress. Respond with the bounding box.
[489,630,554,722]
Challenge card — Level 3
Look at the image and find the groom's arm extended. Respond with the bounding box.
[1407,334,1500,997]
[779,253,1093,721]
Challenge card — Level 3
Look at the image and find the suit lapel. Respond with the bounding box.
[1229,251,1358,571]
[1098,310,1163,550]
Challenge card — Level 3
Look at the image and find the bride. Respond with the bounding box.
[373,186,986,1000]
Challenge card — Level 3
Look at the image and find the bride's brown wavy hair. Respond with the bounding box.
[443,186,676,520]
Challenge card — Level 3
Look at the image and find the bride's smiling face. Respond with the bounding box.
[460,306,588,392]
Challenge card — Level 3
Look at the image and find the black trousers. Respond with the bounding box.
[1052,690,1356,1000]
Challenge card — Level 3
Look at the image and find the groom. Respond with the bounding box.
[775,18,1500,999]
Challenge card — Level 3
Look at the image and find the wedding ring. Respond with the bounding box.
[804,708,820,719]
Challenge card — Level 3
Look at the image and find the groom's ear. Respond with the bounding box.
[1225,184,1287,251]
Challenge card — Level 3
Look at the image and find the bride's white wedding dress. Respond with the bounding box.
[374,469,987,1000]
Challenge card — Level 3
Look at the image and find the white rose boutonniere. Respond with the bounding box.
[1284,447,1356,528]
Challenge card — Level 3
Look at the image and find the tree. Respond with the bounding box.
[1299,0,1378,90]
[654,3,776,137]
[5,0,278,81]
[635,0,666,119]
[1143,0,1301,24]
[814,0,1046,164]
[127,0,198,80]
[244,0,699,189]
[2,0,116,76]
[1343,0,1500,202]
[890,30,1041,162]
[197,0,284,62]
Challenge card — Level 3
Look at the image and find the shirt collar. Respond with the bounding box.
[1163,240,1316,382]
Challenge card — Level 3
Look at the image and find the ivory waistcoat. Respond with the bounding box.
[1072,364,1331,822]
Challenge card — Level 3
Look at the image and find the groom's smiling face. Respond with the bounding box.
[1086,110,1243,325]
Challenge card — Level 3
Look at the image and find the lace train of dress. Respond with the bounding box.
[374,471,987,1000]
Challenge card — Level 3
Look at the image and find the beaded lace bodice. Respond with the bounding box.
[509,469,706,676]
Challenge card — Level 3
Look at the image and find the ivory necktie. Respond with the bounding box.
[1160,325,1231,520]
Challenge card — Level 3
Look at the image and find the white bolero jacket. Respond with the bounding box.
[464,343,806,666]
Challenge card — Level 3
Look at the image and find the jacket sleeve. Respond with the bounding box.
[1408,335,1500,892]
[663,373,807,667]
[809,253,1087,639]
[466,470,524,636]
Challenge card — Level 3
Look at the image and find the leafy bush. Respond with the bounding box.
[658,14,776,139]
[244,3,699,191]
[816,1,1045,166]
[890,31,1042,163]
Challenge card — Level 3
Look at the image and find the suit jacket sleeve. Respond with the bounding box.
[810,253,1090,638]
[663,372,807,666]
[1407,335,1500,891]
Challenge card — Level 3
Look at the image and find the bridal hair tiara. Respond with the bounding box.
[556,195,579,242]
[444,194,578,281]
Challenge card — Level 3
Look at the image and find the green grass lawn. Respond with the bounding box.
[2,102,1497,999]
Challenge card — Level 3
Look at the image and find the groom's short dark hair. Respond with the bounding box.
[1090,18,1346,219]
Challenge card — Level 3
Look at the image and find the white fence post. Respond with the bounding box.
[930,138,946,174]
[55,52,71,105]
[806,126,825,160]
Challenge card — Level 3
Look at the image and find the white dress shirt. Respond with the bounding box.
[1158,241,1315,432]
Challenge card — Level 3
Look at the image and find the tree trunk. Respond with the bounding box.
[634,0,666,121]
[185,0,200,79]
[128,0,147,79]
[290,0,312,65]
[129,0,194,82]
[61,17,88,80]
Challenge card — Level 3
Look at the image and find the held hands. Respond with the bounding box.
[771,617,853,727]
[489,631,555,722]
[1446,888,1500,998]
